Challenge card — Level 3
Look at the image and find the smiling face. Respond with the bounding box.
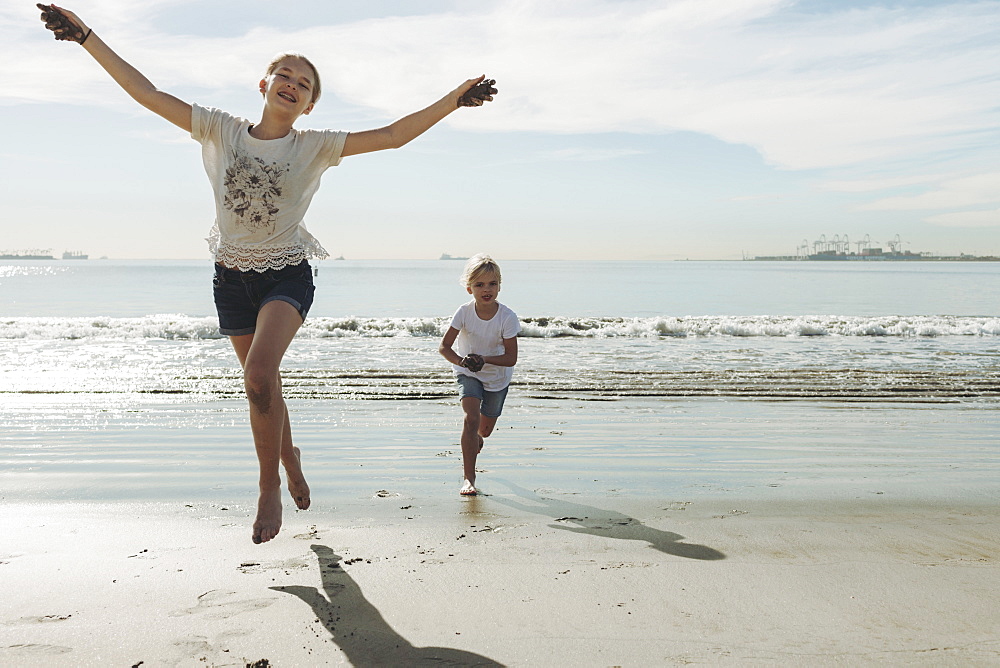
[467,270,501,307]
[260,56,318,118]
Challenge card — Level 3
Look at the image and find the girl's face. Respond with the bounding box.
[467,271,501,306]
[260,56,316,118]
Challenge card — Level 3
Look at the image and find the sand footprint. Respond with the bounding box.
[169,589,275,619]
[1,644,73,657]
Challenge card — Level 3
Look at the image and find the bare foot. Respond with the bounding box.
[460,479,478,496]
[283,446,311,510]
[252,486,283,544]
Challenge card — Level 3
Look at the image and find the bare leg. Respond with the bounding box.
[229,301,304,544]
[478,414,498,451]
[460,397,482,495]
[230,339,311,512]
[280,406,310,510]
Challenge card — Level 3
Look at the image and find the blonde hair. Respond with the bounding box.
[461,253,502,287]
[265,52,322,103]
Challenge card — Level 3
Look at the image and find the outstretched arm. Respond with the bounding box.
[342,76,496,157]
[38,4,192,133]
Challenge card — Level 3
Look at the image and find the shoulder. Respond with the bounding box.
[498,304,521,334]
[295,126,346,138]
[450,300,473,322]
[293,127,349,146]
[191,104,246,140]
[192,104,241,124]
[294,127,350,164]
[498,303,519,320]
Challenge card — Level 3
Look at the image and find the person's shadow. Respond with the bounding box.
[489,478,726,561]
[272,544,504,667]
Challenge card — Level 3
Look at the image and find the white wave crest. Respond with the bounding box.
[0,315,223,340]
[300,317,447,338]
[1,314,997,340]
[518,315,1000,338]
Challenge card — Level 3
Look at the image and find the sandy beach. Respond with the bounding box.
[3,494,999,667]
[0,340,1000,668]
[4,392,1000,668]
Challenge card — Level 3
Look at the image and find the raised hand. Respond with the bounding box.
[458,78,497,108]
[37,4,90,44]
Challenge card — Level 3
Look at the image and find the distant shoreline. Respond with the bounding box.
[749,254,1000,262]
[2,255,998,263]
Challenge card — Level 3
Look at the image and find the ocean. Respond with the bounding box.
[2,259,998,504]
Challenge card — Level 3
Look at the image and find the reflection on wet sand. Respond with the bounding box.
[490,478,726,560]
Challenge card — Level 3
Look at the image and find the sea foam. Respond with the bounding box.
[1,315,998,340]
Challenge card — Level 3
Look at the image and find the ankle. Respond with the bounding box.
[259,479,281,492]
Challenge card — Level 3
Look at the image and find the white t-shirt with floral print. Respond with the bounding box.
[191,104,348,272]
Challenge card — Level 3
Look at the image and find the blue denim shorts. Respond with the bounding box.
[456,375,509,418]
[212,261,315,336]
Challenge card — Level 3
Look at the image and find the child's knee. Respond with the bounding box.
[478,416,498,438]
[463,413,481,431]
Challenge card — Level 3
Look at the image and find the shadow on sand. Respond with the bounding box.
[489,478,726,561]
[272,544,504,667]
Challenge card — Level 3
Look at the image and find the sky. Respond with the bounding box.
[2,0,999,260]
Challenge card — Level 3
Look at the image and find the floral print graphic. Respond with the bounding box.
[222,150,287,232]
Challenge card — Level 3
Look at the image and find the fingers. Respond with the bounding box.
[38,3,59,26]
[51,4,84,24]
[461,354,485,372]
[38,3,87,43]
[458,77,498,108]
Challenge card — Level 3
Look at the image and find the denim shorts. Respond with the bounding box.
[212,261,315,336]
[456,374,509,418]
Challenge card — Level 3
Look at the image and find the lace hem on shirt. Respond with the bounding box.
[206,226,329,272]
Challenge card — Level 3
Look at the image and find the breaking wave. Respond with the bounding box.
[1,314,998,340]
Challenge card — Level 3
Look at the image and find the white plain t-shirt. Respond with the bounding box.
[450,301,521,392]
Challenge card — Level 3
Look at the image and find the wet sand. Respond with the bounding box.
[2,396,999,665]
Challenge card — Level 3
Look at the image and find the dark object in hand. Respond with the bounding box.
[37,4,89,43]
[462,354,485,372]
[459,79,497,107]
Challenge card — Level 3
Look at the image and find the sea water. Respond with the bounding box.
[1,259,998,503]
[4,258,1000,318]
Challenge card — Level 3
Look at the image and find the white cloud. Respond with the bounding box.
[7,0,1000,198]
[820,174,948,193]
[925,209,1000,228]
[7,0,999,174]
[862,172,1000,211]
[123,128,194,145]
[536,148,646,162]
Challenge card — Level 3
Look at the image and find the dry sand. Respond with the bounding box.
[3,488,998,667]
